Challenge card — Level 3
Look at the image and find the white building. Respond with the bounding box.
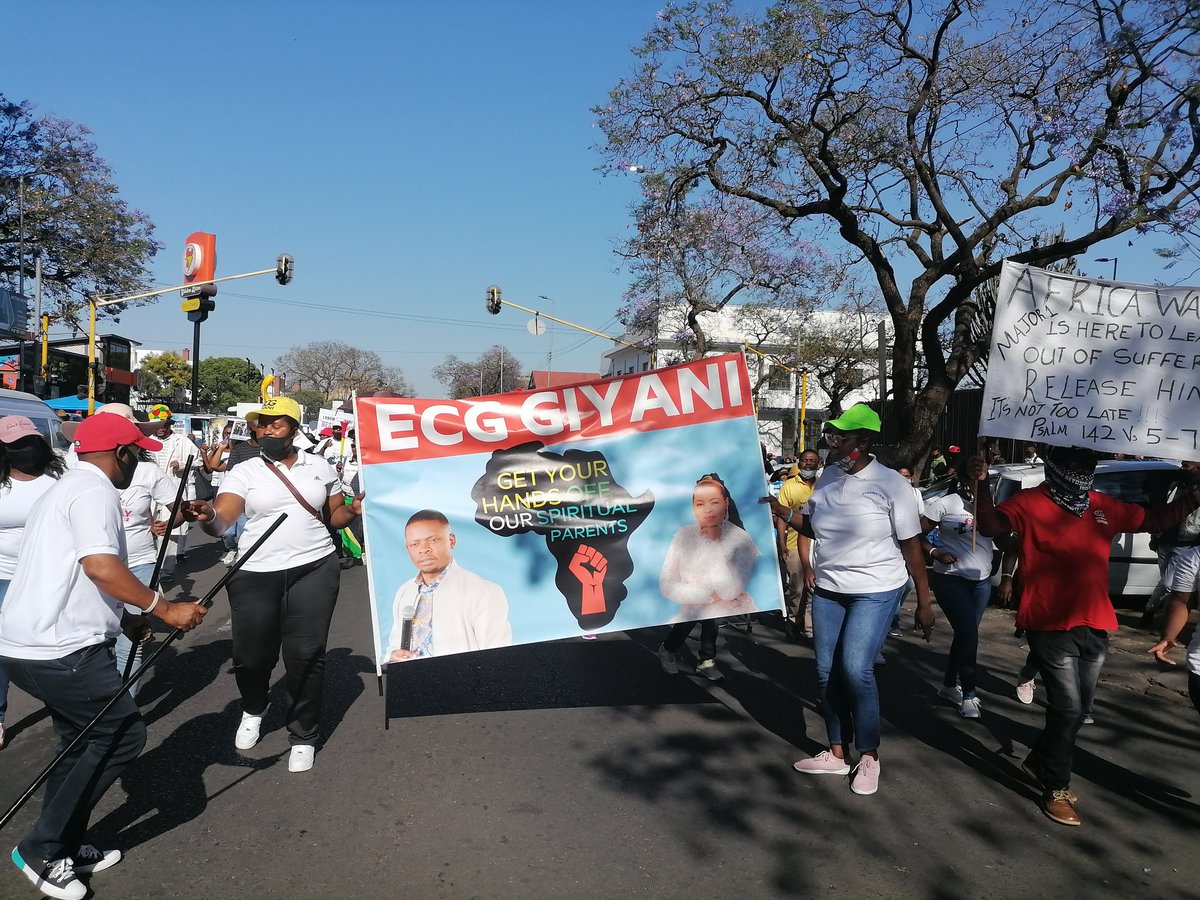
[603,302,888,454]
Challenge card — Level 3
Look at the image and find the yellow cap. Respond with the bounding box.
[245,396,302,423]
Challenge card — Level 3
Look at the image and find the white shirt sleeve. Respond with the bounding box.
[888,475,922,542]
[923,496,945,524]
[68,484,122,561]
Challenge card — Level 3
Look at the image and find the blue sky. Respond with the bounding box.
[4,2,1189,397]
[4,1,661,394]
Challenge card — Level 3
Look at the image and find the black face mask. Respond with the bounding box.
[5,442,50,475]
[114,447,140,490]
[258,434,296,461]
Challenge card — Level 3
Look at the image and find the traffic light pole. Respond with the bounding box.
[191,317,203,413]
[83,257,293,414]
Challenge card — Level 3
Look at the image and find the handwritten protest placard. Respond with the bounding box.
[980,261,1200,459]
[355,354,784,673]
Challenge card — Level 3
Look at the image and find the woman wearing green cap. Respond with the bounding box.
[777,402,935,796]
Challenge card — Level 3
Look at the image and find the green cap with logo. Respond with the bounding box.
[825,403,881,433]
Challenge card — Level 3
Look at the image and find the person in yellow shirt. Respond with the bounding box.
[778,449,821,637]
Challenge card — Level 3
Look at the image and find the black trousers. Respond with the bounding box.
[227,553,340,745]
[662,618,718,661]
[1,642,146,862]
[1026,626,1108,792]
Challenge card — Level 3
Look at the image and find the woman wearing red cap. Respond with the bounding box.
[0,416,65,751]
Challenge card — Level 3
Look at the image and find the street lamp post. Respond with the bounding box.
[1095,257,1119,280]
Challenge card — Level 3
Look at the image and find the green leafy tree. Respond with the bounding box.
[0,94,160,324]
[197,356,263,413]
[138,352,190,402]
[433,345,525,399]
[597,0,1200,463]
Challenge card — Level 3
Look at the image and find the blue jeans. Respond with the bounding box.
[2,641,146,862]
[930,572,991,698]
[0,579,8,724]
[811,584,907,753]
[114,563,155,701]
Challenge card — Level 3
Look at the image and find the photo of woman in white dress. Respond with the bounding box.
[657,473,760,681]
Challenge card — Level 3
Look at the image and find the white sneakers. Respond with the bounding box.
[236,710,316,772]
[220,550,237,567]
[234,711,263,750]
[937,683,964,705]
[959,697,983,718]
[288,745,315,773]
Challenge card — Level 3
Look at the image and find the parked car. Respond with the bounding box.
[988,459,1182,600]
[0,388,70,451]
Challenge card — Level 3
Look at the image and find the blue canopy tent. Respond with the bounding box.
[45,396,91,411]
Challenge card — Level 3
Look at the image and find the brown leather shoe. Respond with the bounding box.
[1022,753,1078,804]
[1041,790,1082,826]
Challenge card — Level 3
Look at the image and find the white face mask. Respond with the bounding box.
[797,467,818,481]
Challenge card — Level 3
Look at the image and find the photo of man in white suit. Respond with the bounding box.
[386,509,512,661]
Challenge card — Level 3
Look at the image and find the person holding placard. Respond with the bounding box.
[970,445,1200,827]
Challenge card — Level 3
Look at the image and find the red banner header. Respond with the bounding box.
[357,353,755,464]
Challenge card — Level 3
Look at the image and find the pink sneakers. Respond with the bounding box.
[793,750,852,775]
[850,755,880,795]
[1016,680,1035,705]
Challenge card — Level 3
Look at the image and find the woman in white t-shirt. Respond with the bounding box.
[657,474,760,682]
[787,405,935,797]
[921,481,996,719]
[113,456,183,699]
[0,416,64,750]
[184,397,363,774]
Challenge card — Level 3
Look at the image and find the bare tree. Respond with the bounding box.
[275,340,412,400]
[433,345,525,398]
[598,0,1200,463]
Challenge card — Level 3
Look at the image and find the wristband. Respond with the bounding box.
[999,573,1013,580]
[786,509,795,524]
[141,590,162,615]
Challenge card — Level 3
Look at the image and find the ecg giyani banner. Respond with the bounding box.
[355,353,785,671]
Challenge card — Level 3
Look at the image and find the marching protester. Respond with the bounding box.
[776,450,820,638]
[970,445,1200,826]
[106,407,189,699]
[921,476,995,718]
[768,404,934,795]
[0,413,206,900]
[0,416,67,751]
[1148,564,1200,716]
[203,419,259,567]
[183,397,363,773]
[658,473,759,681]
[146,406,196,579]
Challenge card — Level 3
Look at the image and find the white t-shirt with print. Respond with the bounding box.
[0,475,58,579]
[120,461,180,568]
[923,492,994,581]
[0,462,128,660]
[803,457,922,594]
[218,453,340,572]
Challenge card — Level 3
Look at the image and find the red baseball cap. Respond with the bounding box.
[74,412,163,453]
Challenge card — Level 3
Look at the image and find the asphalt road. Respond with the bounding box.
[0,534,1196,900]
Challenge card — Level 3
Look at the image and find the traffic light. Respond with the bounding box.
[485,285,502,315]
[276,253,294,286]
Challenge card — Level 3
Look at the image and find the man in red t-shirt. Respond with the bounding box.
[972,445,1200,828]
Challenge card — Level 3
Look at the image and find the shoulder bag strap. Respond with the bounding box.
[261,455,328,525]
